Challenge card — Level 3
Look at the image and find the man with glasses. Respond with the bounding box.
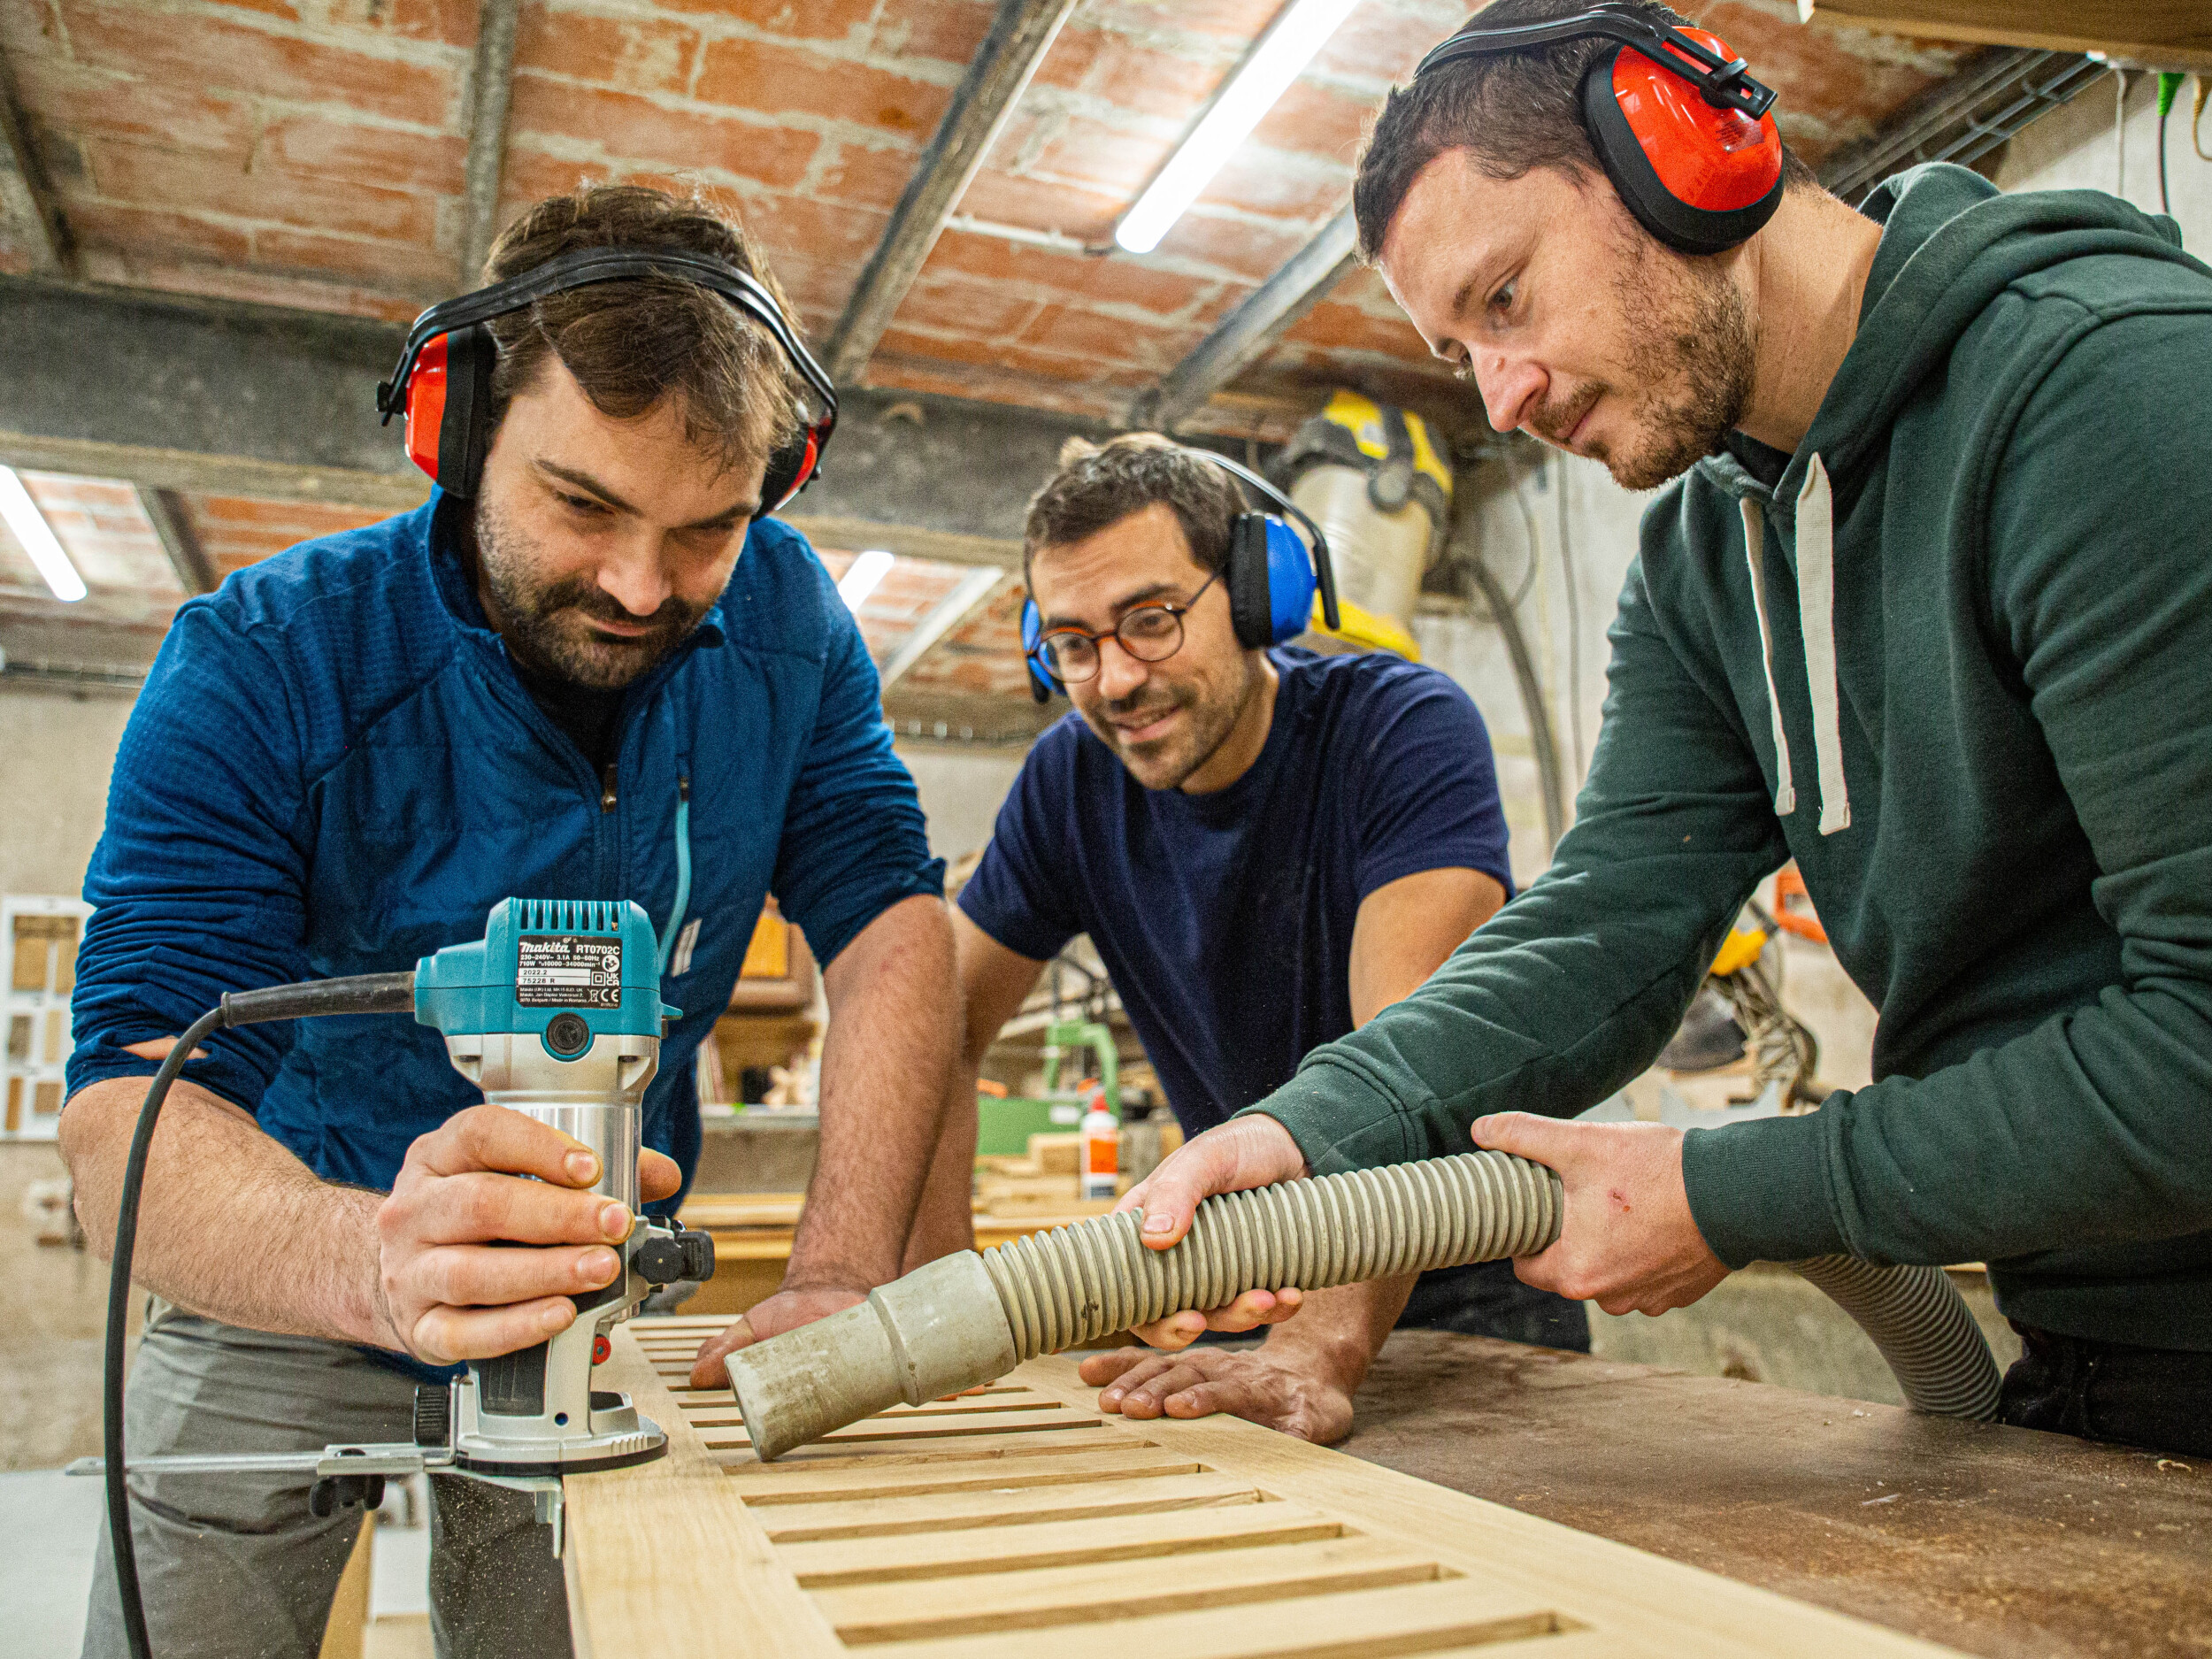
[903,433,1585,1445]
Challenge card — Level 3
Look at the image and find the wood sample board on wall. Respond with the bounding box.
[569,1317,1967,1658]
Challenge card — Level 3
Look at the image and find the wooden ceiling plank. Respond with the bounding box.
[457,0,523,284]
[1800,0,2212,73]
[1133,207,1357,434]
[0,59,71,276]
[825,0,1084,384]
[134,486,218,597]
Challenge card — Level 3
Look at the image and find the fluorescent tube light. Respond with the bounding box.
[0,466,87,603]
[837,549,896,611]
[1115,0,1363,254]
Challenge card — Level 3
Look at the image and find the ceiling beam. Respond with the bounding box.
[1815,47,2104,204]
[1800,0,2212,73]
[823,0,1080,385]
[0,278,1113,561]
[457,0,522,283]
[135,486,218,595]
[879,565,1007,689]
[0,277,430,510]
[1132,206,1356,434]
[0,59,70,275]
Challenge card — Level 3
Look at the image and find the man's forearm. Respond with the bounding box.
[1263,1272,1417,1387]
[60,1076,390,1346]
[790,895,961,1290]
[902,1078,979,1272]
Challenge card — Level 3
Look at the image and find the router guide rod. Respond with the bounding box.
[74,899,718,1659]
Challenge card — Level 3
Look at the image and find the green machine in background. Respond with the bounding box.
[975,1018,1120,1156]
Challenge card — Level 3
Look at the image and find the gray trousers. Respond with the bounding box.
[81,1303,572,1659]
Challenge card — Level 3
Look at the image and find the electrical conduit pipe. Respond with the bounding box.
[726,1152,2001,1460]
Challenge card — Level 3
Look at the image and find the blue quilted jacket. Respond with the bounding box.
[68,493,941,1206]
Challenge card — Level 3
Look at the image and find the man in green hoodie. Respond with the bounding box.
[1122,0,2212,1456]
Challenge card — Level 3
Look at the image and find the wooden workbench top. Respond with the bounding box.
[1340,1330,2209,1659]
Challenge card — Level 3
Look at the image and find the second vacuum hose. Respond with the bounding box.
[726,1151,2001,1459]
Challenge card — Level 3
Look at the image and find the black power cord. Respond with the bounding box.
[102,972,415,1659]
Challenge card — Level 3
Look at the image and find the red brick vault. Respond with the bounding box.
[0,0,1975,706]
[3,0,1962,425]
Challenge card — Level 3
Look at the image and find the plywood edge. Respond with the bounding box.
[1017,1356,1968,1659]
[566,1326,845,1658]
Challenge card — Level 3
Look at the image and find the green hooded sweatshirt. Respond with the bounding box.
[1247,164,2212,1350]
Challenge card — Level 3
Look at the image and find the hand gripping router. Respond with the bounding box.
[70,898,716,1659]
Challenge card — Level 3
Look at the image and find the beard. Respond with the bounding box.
[1085,651,1262,793]
[1530,229,1756,492]
[472,498,711,689]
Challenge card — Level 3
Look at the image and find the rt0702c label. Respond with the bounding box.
[516,933,622,1008]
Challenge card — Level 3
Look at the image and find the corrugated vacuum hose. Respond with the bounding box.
[727,1152,2002,1459]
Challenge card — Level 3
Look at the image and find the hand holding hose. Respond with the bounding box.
[373,1103,680,1364]
[1470,1113,1728,1315]
[1112,1114,1313,1347]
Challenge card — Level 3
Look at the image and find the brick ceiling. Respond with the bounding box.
[4,0,1969,424]
[0,0,1974,710]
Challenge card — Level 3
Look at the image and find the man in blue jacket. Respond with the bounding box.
[60,186,956,1657]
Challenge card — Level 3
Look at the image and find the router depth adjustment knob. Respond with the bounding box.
[412,1384,451,1448]
[633,1225,717,1285]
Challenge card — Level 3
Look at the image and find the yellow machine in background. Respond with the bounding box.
[1281,389,1454,660]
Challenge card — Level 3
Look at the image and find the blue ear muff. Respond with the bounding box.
[1020,596,1058,703]
[1016,447,1340,687]
[1228,512,1320,649]
[1261,516,1317,646]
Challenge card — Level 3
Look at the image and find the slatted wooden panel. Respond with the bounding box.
[568,1317,1968,1659]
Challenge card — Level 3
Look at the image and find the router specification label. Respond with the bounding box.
[515,933,623,1008]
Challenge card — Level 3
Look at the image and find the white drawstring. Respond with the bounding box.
[1740,498,1796,818]
[1740,462,1851,836]
[1796,456,1851,834]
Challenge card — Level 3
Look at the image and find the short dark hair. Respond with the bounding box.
[1352,0,1816,259]
[1023,434,1244,590]
[480,183,804,472]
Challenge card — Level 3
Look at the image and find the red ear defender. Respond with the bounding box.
[382,248,839,511]
[1414,12,1785,258]
[403,333,450,483]
[1580,27,1783,255]
[762,421,826,515]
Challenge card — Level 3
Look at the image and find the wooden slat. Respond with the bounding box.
[676,1391,1064,1427]
[817,1538,1446,1644]
[755,1472,1271,1542]
[778,1503,1348,1587]
[562,1323,841,1658]
[578,1323,1969,1657]
[703,1427,1151,1471]
[1024,1359,1965,1659]
[856,1579,1576,1659]
[697,1404,1105,1450]
[724,1447,1207,1506]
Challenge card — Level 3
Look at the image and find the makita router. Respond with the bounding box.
[72,898,717,1659]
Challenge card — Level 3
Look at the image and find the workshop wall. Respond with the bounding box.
[0,689,129,901]
[895,743,1027,866]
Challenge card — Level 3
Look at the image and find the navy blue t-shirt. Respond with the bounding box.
[960,649,1514,1133]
